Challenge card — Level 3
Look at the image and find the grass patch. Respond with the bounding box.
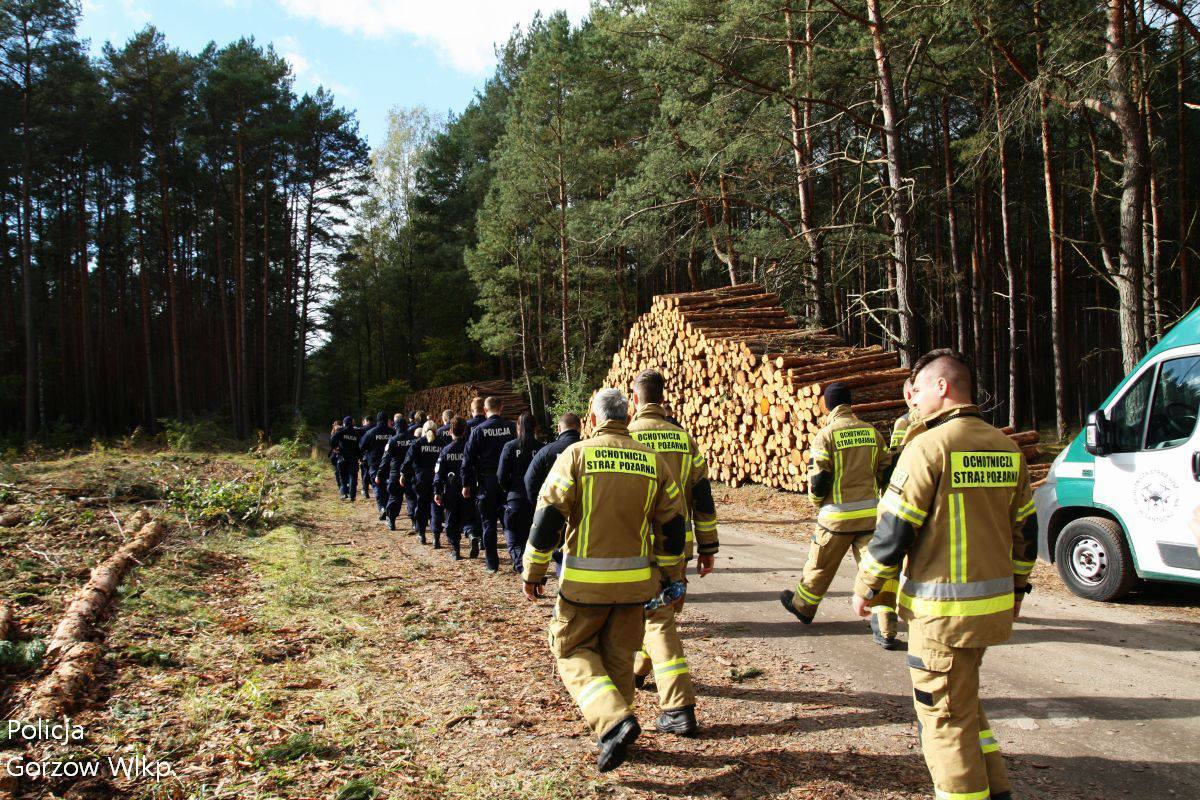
[336,777,379,800]
[257,732,338,764]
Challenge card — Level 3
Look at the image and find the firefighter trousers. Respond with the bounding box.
[633,567,694,710]
[791,526,897,637]
[907,623,1010,800]
[549,598,642,738]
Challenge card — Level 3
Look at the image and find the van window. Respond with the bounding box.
[1109,367,1154,453]
[1146,356,1200,449]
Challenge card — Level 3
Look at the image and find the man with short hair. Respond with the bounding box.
[522,388,686,773]
[627,368,719,736]
[852,349,1036,800]
[466,397,487,429]
[463,396,517,574]
[780,381,898,648]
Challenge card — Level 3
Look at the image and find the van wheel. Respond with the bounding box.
[1054,517,1137,602]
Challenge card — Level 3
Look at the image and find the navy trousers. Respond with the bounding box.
[503,497,534,574]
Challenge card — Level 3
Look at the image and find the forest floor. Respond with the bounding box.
[1,447,1197,800]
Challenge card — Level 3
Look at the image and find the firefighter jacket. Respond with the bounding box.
[854,404,1037,648]
[522,418,686,605]
[808,404,890,532]
[628,403,719,573]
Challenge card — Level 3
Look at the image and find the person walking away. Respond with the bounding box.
[357,417,373,498]
[524,413,583,576]
[330,417,362,501]
[379,421,418,531]
[466,398,487,429]
[434,416,470,560]
[627,369,720,735]
[462,396,516,575]
[359,412,393,519]
[432,411,453,540]
[329,420,344,493]
[521,388,686,772]
[779,382,899,649]
[497,412,544,573]
[852,349,1036,800]
[401,420,443,546]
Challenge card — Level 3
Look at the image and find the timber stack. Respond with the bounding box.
[605,283,1044,493]
[406,379,530,420]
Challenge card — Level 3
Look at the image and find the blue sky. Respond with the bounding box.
[77,0,590,148]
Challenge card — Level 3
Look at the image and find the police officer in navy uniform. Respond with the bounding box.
[497,412,544,574]
[462,396,517,575]
[434,416,470,560]
[459,397,487,551]
[359,412,393,520]
[432,410,454,538]
[407,411,426,436]
[330,416,362,501]
[357,417,373,498]
[401,420,444,546]
[523,412,582,575]
[466,397,487,429]
[379,421,419,530]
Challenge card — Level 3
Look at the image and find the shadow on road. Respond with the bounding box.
[1007,615,1200,652]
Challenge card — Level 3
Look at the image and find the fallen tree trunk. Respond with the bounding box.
[48,519,168,656]
[8,517,168,728]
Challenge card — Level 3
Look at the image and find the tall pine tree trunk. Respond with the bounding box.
[867,0,914,365]
[1106,0,1147,372]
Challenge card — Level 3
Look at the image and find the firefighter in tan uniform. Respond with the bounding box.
[627,369,720,736]
[779,382,899,648]
[890,377,925,454]
[521,388,687,773]
[852,350,1036,800]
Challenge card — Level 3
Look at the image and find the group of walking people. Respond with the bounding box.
[328,397,576,575]
[328,349,1037,800]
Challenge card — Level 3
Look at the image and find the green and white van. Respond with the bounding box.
[1035,307,1200,601]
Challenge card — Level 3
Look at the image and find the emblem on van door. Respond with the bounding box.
[1133,469,1179,522]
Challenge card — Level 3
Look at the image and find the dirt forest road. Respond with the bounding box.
[702,506,1200,799]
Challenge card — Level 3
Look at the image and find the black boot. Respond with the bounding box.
[869,613,901,650]
[418,531,428,545]
[778,590,813,624]
[378,509,386,521]
[655,705,698,737]
[596,717,640,773]
[468,537,480,559]
[387,517,396,532]
[433,535,442,549]
[452,548,462,561]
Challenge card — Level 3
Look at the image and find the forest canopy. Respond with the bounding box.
[3,0,1198,442]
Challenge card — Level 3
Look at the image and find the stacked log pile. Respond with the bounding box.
[606,283,1044,492]
[405,379,530,421]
